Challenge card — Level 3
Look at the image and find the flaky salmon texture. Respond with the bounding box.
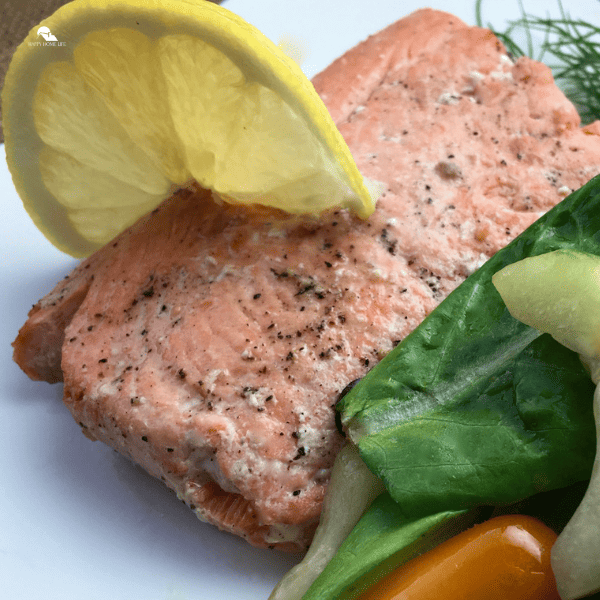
[13,9,600,551]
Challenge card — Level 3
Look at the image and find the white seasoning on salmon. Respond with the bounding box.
[13,8,600,551]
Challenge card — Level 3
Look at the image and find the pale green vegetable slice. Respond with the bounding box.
[551,375,600,600]
[492,249,600,600]
[268,442,385,600]
[492,249,600,358]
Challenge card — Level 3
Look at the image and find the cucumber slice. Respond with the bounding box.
[492,249,600,359]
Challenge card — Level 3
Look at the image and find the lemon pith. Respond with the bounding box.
[2,0,375,257]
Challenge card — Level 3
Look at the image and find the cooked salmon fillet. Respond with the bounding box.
[13,9,600,551]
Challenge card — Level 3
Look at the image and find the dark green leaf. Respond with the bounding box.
[302,493,475,600]
[339,174,600,518]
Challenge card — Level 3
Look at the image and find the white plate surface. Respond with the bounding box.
[1,1,598,598]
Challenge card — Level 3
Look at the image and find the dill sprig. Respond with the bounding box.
[475,0,600,124]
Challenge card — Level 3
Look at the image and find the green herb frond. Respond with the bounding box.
[475,0,600,124]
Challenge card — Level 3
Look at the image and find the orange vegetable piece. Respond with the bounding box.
[357,515,560,600]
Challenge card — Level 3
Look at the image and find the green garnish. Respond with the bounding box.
[340,175,600,520]
[476,0,600,124]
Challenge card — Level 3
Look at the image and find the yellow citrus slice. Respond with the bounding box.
[2,0,376,257]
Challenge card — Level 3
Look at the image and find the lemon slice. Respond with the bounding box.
[2,0,376,257]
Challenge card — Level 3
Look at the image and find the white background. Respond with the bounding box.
[1,1,599,599]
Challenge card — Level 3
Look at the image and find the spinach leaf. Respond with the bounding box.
[302,492,475,600]
[339,174,600,518]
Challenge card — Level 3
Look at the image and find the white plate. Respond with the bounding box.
[1,1,597,598]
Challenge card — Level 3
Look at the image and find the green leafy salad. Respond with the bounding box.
[271,3,600,600]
